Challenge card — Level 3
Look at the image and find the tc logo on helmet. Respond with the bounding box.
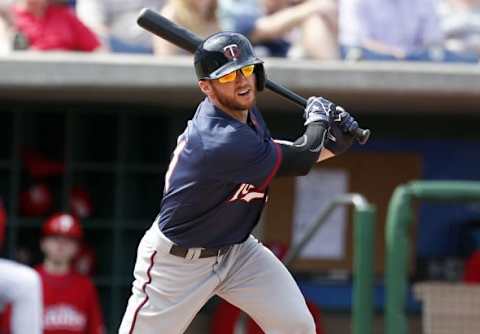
[223,44,240,60]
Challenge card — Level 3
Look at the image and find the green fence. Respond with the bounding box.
[284,194,376,334]
[385,181,480,334]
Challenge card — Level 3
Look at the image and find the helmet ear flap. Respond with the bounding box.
[254,64,266,91]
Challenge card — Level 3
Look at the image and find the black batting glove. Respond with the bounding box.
[324,107,359,155]
[303,96,335,127]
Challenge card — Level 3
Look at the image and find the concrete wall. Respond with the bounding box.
[2,52,480,114]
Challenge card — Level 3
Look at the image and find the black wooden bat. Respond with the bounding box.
[137,8,370,144]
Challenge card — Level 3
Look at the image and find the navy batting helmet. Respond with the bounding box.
[194,32,266,91]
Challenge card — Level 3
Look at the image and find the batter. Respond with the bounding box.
[119,32,358,334]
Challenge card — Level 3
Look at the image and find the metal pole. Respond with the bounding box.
[283,194,370,266]
[385,181,480,334]
[385,186,411,334]
[353,204,375,334]
[282,193,375,334]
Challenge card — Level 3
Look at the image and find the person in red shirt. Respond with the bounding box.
[11,0,101,51]
[38,213,104,334]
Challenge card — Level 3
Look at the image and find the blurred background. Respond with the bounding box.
[1,0,480,333]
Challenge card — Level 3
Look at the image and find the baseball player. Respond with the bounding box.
[37,213,104,334]
[119,32,359,334]
[0,198,43,334]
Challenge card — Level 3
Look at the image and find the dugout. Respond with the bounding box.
[0,53,480,333]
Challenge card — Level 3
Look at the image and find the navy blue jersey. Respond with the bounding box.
[158,98,282,248]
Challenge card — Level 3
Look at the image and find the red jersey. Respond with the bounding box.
[11,4,100,52]
[36,265,104,334]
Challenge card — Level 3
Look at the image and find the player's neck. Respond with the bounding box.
[222,108,248,123]
[43,258,71,275]
[210,98,248,123]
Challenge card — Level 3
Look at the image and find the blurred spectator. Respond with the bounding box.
[338,0,477,62]
[291,0,339,60]
[37,213,104,334]
[438,0,480,59]
[0,2,12,53]
[76,0,165,53]
[154,0,219,56]
[219,0,338,59]
[10,0,101,51]
[52,0,75,7]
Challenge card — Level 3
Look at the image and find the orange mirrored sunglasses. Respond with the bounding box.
[217,65,255,84]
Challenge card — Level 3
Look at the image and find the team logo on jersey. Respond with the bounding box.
[223,44,240,60]
[228,183,266,203]
[44,304,86,330]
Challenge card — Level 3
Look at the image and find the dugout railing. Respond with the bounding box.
[284,193,376,334]
[385,181,480,334]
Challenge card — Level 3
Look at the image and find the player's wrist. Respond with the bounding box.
[317,148,335,162]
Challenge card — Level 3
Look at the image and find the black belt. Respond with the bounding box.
[169,244,230,258]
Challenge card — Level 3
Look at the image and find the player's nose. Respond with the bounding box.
[235,70,248,84]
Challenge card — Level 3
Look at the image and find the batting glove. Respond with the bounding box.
[303,96,335,127]
[324,107,359,155]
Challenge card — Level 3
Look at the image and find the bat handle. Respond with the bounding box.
[265,80,371,145]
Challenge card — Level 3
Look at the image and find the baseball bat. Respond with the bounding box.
[137,8,370,144]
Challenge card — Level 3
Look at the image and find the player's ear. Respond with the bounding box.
[198,80,212,96]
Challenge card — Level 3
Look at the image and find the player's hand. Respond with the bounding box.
[303,96,335,127]
[324,106,359,155]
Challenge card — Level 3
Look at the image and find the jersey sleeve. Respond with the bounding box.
[206,126,282,190]
[85,279,104,334]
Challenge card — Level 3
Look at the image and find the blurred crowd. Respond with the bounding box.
[0,0,479,63]
[0,147,104,334]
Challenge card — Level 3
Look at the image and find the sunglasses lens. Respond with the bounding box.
[218,71,237,83]
[217,65,255,84]
[241,65,255,77]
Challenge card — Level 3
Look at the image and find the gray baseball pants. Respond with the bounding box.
[119,223,315,334]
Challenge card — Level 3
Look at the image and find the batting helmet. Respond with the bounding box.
[70,186,93,219]
[42,213,83,240]
[194,32,266,91]
[20,183,53,217]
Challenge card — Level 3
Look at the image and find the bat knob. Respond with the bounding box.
[354,128,371,145]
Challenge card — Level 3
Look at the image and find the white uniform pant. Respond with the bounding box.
[0,258,43,334]
[119,223,315,334]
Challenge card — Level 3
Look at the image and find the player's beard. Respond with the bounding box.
[212,85,256,112]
